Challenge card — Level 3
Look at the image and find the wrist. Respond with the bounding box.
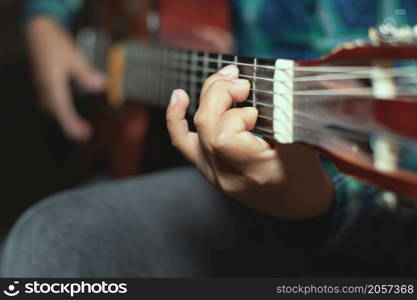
[268,148,335,220]
[286,152,335,220]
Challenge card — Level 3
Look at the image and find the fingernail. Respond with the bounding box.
[170,90,179,106]
[219,65,238,76]
[232,79,250,86]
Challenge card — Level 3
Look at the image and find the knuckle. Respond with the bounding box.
[211,79,228,90]
[169,138,179,149]
[166,114,175,124]
[205,168,218,186]
[202,75,219,91]
[210,133,229,151]
[207,72,222,82]
[165,113,172,122]
[244,171,268,186]
[193,112,207,129]
[218,177,241,195]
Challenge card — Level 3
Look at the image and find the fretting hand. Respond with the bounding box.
[167,65,334,219]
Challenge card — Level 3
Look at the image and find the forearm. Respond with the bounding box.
[24,0,104,142]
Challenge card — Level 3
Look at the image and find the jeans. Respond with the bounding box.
[1,167,417,277]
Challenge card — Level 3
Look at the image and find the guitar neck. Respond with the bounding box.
[111,42,274,108]
[109,41,296,146]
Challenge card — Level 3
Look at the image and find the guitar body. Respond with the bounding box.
[77,0,231,178]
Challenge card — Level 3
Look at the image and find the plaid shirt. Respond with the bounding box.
[24,0,417,245]
[24,0,82,28]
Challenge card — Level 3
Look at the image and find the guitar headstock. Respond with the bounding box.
[270,33,417,202]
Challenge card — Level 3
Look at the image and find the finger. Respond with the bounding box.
[194,79,250,147]
[211,107,275,163]
[166,89,200,163]
[43,73,92,142]
[201,64,239,96]
[71,50,106,92]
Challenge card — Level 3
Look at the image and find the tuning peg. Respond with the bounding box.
[369,24,417,45]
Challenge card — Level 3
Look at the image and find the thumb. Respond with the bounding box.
[71,51,106,92]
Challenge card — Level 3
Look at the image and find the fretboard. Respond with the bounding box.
[123,42,274,109]
[120,41,290,142]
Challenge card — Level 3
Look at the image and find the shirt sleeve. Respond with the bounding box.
[24,0,83,28]
[320,157,382,242]
[260,156,383,250]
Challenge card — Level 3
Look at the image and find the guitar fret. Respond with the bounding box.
[150,48,157,103]
[233,56,238,108]
[142,47,148,99]
[168,49,177,98]
[180,51,188,91]
[157,47,164,105]
[202,52,209,81]
[144,47,150,100]
[252,58,257,109]
[217,53,223,71]
[189,50,198,107]
[161,48,169,103]
[123,42,277,115]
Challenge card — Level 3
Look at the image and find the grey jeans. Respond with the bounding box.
[1,167,417,277]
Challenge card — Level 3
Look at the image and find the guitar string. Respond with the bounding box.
[137,48,414,72]
[142,58,417,84]
[127,65,416,126]
[151,62,417,97]
[160,67,417,89]
[239,71,417,83]
[247,100,388,142]
[252,122,417,163]
[127,48,417,85]
[249,128,410,180]
[256,113,372,144]
[254,107,417,160]
[252,115,417,153]
[158,71,416,97]
[159,73,416,98]
[124,47,417,170]
[127,78,411,148]
[248,87,415,97]
[127,48,416,134]
[253,122,370,145]
[125,80,417,162]
[130,47,417,74]
[127,65,417,137]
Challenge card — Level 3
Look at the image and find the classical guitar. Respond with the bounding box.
[78,24,417,200]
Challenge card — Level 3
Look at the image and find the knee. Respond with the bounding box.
[1,189,95,277]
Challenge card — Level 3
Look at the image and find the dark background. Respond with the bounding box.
[0,0,78,237]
